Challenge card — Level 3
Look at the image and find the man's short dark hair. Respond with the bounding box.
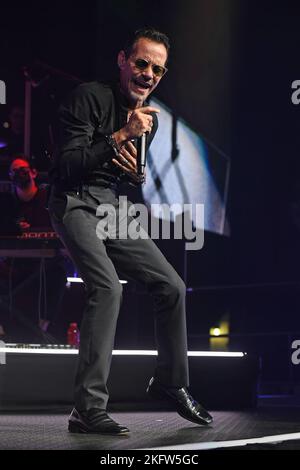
[123,28,170,60]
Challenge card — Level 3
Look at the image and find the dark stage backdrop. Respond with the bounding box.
[94,0,234,155]
[0,0,234,276]
[1,0,300,285]
[1,2,300,355]
[94,0,300,287]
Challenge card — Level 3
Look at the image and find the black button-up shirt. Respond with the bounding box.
[50,81,158,190]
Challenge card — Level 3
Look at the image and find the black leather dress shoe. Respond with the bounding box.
[146,377,213,426]
[68,408,130,435]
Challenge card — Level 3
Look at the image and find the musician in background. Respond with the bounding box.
[8,157,50,229]
[0,157,66,340]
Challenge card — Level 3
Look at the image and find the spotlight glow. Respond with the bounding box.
[212,328,221,337]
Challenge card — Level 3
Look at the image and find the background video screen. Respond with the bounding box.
[143,98,230,236]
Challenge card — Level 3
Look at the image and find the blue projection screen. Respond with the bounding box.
[142,98,230,236]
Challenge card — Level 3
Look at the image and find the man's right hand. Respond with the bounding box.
[113,106,160,146]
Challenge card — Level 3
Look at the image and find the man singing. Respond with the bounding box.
[48,28,213,435]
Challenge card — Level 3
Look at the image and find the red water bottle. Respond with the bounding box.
[67,322,80,347]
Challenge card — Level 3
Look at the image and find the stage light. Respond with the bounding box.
[66,277,127,284]
[211,327,221,336]
[209,316,230,351]
[0,344,246,357]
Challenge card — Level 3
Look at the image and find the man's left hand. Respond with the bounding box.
[112,141,145,184]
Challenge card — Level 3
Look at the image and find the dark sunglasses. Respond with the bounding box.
[133,58,168,78]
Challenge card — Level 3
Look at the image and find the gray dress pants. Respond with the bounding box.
[48,184,189,411]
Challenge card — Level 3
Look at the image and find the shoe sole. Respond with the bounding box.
[177,409,213,426]
[68,421,130,435]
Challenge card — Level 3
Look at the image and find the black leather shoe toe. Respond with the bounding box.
[68,408,130,435]
[146,377,213,426]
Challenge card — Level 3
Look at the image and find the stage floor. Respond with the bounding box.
[1,407,300,450]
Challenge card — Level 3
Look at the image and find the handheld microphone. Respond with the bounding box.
[137,133,147,177]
